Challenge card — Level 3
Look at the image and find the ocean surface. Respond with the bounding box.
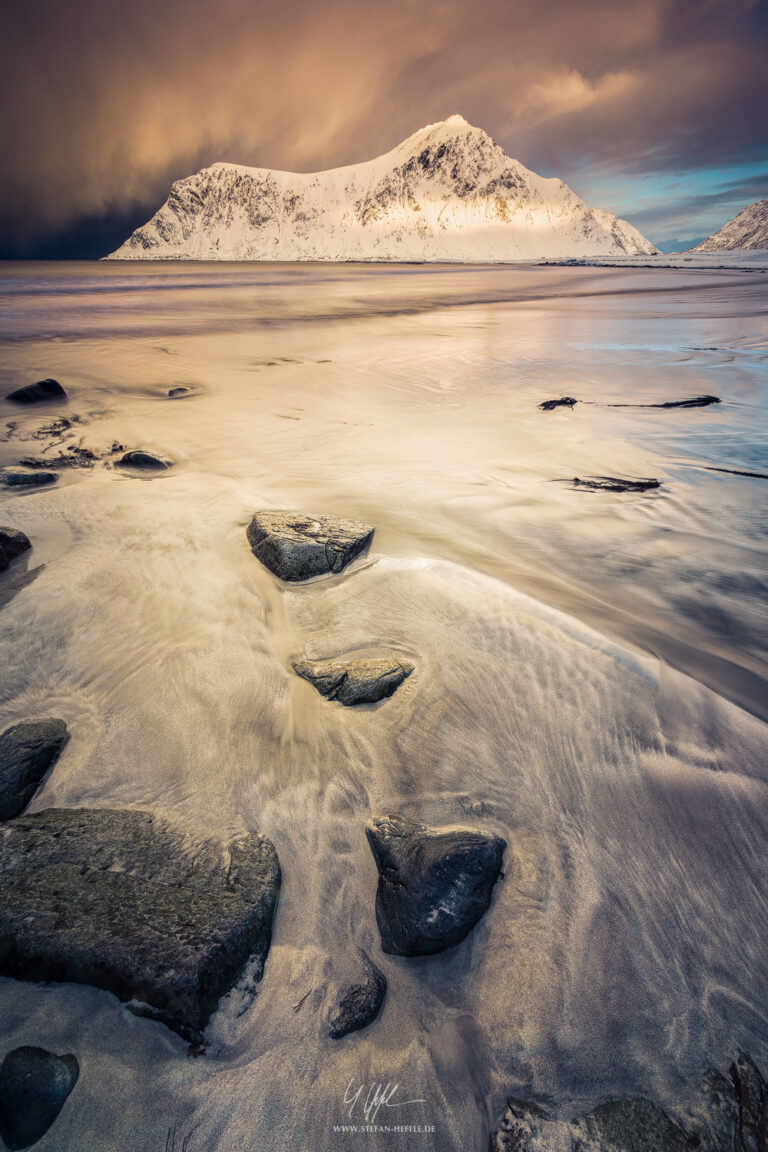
[0,261,766,1151]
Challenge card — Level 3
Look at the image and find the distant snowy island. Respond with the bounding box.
[106,115,659,262]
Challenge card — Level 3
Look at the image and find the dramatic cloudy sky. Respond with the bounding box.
[2,0,767,255]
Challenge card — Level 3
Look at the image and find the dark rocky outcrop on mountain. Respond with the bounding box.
[328,950,387,1039]
[0,527,31,572]
[366,815,505,956]
[0,719,69,821]
[0,1046,79,1150]
[5,380,67,405]
[247,511,374,581]
[0,808,280,1041]
[294,654,414,705]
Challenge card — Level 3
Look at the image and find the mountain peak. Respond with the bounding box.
[106,118,658,261]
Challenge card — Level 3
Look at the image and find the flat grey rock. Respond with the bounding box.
[118,450,172,471]
[0,808,280,1041]
[366,815,505,957]
[6,379,67,405]
[0,1046,79,1150]
[294,655,414,706]
[0,720,69,821]
[328,950,386,1039]
[246,511,374,581]
[0,527,31,572]
[0,469,58,488]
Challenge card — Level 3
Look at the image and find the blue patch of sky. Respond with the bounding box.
[570,160,768,251]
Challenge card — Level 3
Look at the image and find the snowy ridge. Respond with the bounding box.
[691,198,768,252]
[106,115,658,261]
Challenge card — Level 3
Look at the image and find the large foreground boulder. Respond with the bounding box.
[0,720,69,821]
[0,808,280,1041]
[490,1052,767,1151]
[366,815,505,957]
[328,950,387,1040]
[0,528,31,572]
[5,380,67,405]
[294,654,414,706]
[0,1046,79,1150]
[246,511,374,581]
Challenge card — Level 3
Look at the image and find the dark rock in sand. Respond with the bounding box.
[328,949,387,1039]
[0,1046,79,1150]
[490,1052,768,1152]
[0,468,58,489]
[571,476,660,493]
[19,446,98,470]
[0,527,31,572]
[366,815,505,957]
[118,450,172,471]
[168,387,192,398]
[608,394,721,409]
[5,380,67,406]
[247,511,374,582]
[0,720,69,821]
[0,808,280,1041]
[539,396,577,411]
[294,655,414,706]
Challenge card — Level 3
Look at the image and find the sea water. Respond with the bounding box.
[0,261,766,1151]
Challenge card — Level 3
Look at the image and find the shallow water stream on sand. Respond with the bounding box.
[0,262,767,1151]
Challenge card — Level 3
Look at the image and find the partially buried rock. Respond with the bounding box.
[294,655,414,706]
[168,387,192,398]
[366,815,505,957]
[5,380,67,406]
[0,469,58,489]
[490,1052,768,1151]
[0,1046,79,1150]
[571,476,660,493]
[0,808,280,1041]
[0,527,31,572]
[540,396,577,411]
[328,949,387,1039]
[118,450,172,471]
[246,511,374,581]
[0,719,69,821]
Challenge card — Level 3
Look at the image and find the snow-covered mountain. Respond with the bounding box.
[106,115,657,261]
[691,198,768,252]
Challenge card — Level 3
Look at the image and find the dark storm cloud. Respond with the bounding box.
[1,0,766,248]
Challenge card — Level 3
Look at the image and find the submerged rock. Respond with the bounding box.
[0,468,58,488]
[328,950,387,1039]
[539,396,577,411]
[19,446,98,470]
[0,720,69,821]
[294,655,414,706]
[118,450,172,471]
[5,380,67,405]
[0,808,280,1041]
[608,394,721,409]
[571,476,660,493]
[0,1046,79,1150]
[490,1052,768,1151]
[366,815,505,957]
[0,527,31,572]
[246,511,374,581]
